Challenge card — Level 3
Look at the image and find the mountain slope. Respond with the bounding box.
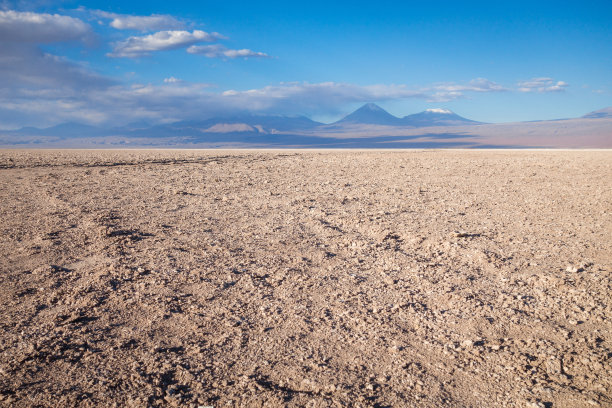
[333,103,402,126]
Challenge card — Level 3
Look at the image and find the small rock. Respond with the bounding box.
[545,358,562,375]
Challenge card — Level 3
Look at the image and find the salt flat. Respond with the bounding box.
[0,150,610,407]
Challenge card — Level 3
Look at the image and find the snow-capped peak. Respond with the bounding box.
[426,108,453,114]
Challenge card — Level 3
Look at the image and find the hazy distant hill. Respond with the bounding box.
[582,107,612,119]
[180,114,324,133]
[12,122,109,138]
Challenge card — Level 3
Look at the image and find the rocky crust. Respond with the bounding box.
[0,150,610,407]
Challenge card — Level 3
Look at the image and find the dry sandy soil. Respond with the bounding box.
[0,150,610,408]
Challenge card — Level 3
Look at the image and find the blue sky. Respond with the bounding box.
[0,0,610,128]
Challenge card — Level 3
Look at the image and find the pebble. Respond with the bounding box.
[461,340,474,347]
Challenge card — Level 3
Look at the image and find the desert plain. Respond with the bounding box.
[0,149,610,408]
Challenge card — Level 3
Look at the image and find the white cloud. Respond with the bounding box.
[81,9,271,61]
[187,44,270,59]
[517,77,569,93]
[108,30,224,57]
[219,82,425,112]
[0,41,576,131]
[92,10,183,31]
[435,78,506,93]
[0,80,430,128]
[0,44,112,89]
[0,9,109,128]
[0,47,114,128]
[428,91,464,102]
[426,108,452,114]
[429,78,506,102]
[467,77,506,92]
[2,76,544,128]
[0,10,90,43]
[434,78,507,92]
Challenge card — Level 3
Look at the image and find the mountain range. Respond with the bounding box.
[333,103,480,127]
[1,104,611,148]
[0,104,486,138]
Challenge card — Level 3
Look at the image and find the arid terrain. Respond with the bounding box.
[0,149,610,408]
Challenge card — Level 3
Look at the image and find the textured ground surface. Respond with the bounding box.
[0,149,610,407]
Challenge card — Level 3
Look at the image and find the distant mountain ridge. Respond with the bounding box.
[176,114,323,132]
[332,103,479,127]
[2,105,610,142]
[12,122,109,138]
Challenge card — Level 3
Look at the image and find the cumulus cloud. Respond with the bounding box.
[0,80,429,128]
[0,10,90,43]
[517,77,568,93]
[0,9,270,126]
[0,38,574,131]
[108,30,224,57]
[0,43,112,90]
[1,76,547,128]
[187,44,270,59]
[0,45,115,128]
[92,10,183,31]
[0,10,108,128]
